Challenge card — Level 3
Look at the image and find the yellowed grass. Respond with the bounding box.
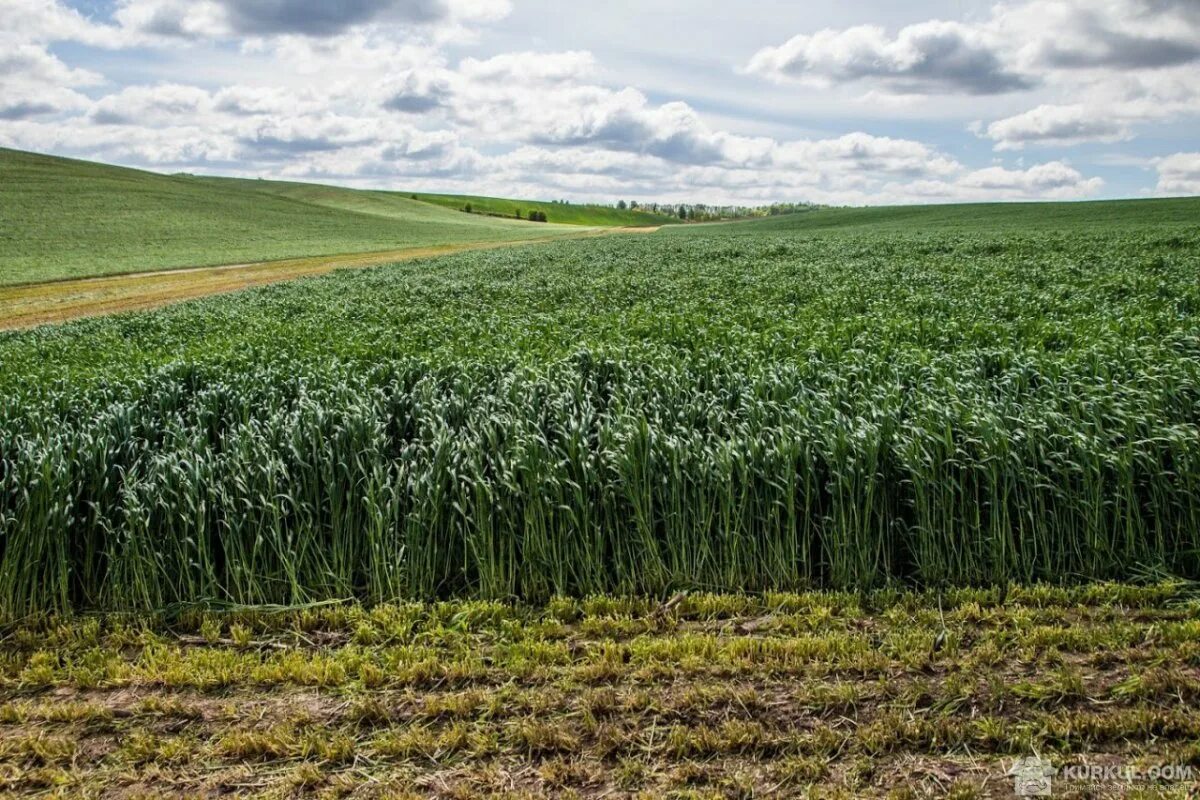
[1,587,1195,798]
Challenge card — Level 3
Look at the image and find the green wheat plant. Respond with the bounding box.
[0,220,1198,615]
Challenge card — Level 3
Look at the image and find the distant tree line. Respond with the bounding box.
[460,203,550,223]
[618,201,819,222]
[552,198,822,222]
[455,195,818,224]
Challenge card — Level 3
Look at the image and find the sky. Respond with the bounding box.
[2,0,1199,205]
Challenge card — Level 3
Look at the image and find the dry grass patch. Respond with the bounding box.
[1,585,1197,796]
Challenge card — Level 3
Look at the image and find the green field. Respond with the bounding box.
[409,191,678,227]
[0,149,587,286]
[2,182,1199,798]
[1,197,1198,614]
[682,196,1200,234]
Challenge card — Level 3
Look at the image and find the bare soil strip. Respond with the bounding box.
[0,229,655,331]
[1,586,1196,798]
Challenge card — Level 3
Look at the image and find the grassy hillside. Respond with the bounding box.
[410,191,678,227]
[679,196,1200,235]
[189,176,504,225]
[221,179,677,227]
[0,149,582,286]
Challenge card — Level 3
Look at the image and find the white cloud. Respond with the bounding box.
[994,0,1200,72]
[745,21,1030,95]
[0,43,101,89]
[748,0,1200,153]
[459,50,595,84]
[525,93,730,164]
[982,104,1132,150]
[0,41,102,120]
[0,0,128,47]
[980,64,1200,150]
[376,71,454,114]
[113,0,511,40]
[748,0,1200,97]
[112,0,227,40]
[0,0,1139,204]
[1154,152,1200,194]
[900,161,1104,202]
[0,118,240,165]
[773,132,961,177]
[213,85,324,116]
[88,84,211,125]
[958,161,1103,195]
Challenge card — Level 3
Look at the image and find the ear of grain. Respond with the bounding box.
[1,224,1198,615]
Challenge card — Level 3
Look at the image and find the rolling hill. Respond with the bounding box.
[677,196,1200,235]
[0,149,587,286]
[407,192,678,227]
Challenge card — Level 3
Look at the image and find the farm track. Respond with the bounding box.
[0,227,656,330]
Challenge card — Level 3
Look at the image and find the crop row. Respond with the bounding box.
[0,230,1197,614]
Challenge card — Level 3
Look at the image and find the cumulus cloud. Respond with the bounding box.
[443,70,776,169]
[377,71,453,113]
[488,148,1100,206]
[0,44,101,89]
[213,86,323,116]
[0,117,240,166]
[113,0,226,39]
[746,0,1200,153]
[774,133,960,177]
[527,93,730,164]
[1154,152,1200,194]
[900,161,1104,202]
[234,114,390,157]
[746,21,1031,95]
[459,50,596,83]
[979,63,1200,150]
[221,0,447,36]
[996,0,1200,71]
[0,41,101,120]
[0,0,1134,204]
[800,0,1200,151]
[113,0,510,39]
[0,0,128,47]
[440,73,718,164]
[484,132,1094,207]
[88,84,211,125]
[749,0,1200,98]
[958,161,1103,195]
[981,104,1132,149]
